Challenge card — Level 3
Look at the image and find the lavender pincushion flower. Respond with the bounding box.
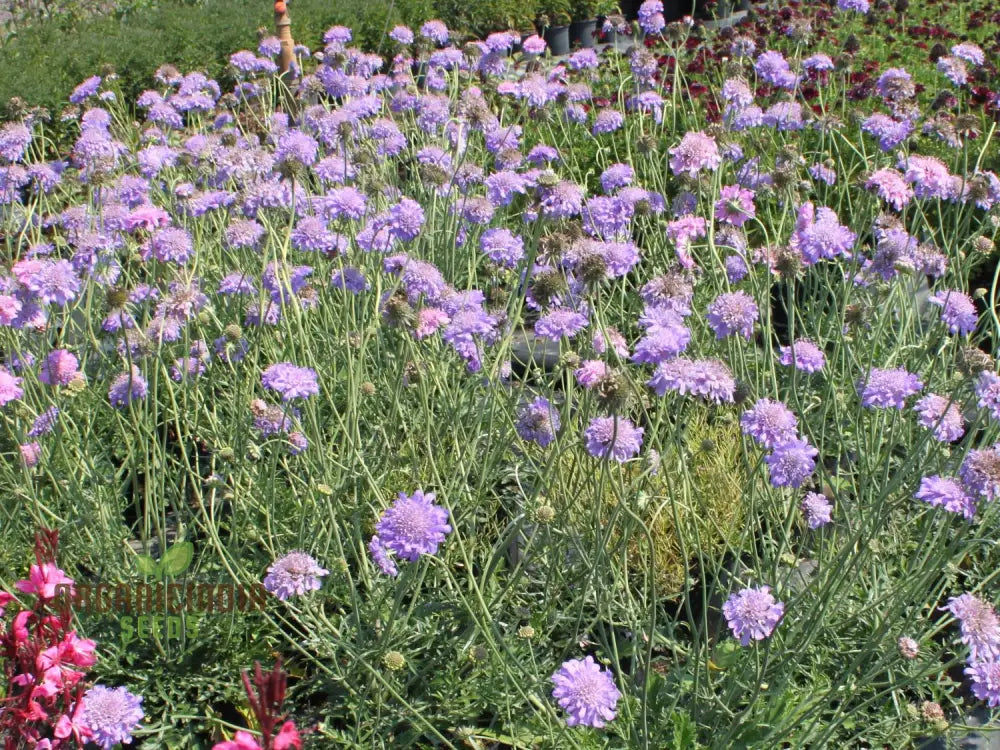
[741,398,799,449]
[584,416,644,462]
[778,340,825,372]
[859,367,923,409]
[647,358,735,403]
[376,489,451,563]
[967,660,1000,708]
[914,394,965,442]
[261,363,319,401]
[801,492,833,529]
[929,290,978,335]
[723,586,785,646]
[706,291,758,340]
[765,438,818,489]
[960,446,1000,502]
[81,685,144,749]
[914,475,977,520]
[108,366,148,408]
[715,185,756,226]
[516,397,560,448]
[976,372,1000,422]
[535,308,589,341]
[263,550,329,600]
[946,593,1000,661]
[551,656,621,728]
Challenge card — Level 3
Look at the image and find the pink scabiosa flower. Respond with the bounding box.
[551,656,621,728]
[929,290,977,335]
[866,168,913,211]
[263,551,329,600]
[915,475,977,520]
[914,394,965,442]
[375,489,451,563]
[715,185,756,226]
[801,492,832,529]
[898,636,919,659]
[902,155,953,201]
[669,131,722,179]
[741,398,799,449]
[765,438,818,489]
[858,367,923,409]
[584,416,644,462]
[38,349,80,386]
[706,291,758,340]
[0,368,24,406]
[946,593,1000,661]
[779,340,826,373]
[724,585,785,646]
[20,442,41,468]
[575,360,608,389]
[80,685,145,749]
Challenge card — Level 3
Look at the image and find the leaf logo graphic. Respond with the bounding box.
[133,542,194,578]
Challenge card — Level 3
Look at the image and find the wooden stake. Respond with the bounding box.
[274,1,295,77]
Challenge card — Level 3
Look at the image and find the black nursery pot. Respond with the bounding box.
[544,24,571,55]
[569,18,598,48]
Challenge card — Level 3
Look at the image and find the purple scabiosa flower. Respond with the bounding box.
[369,536,398,576]
[765,438,818,489]
[715,185,756,226]
[791,203,856,264]
[724,586,785,646]
[568,48,599,71]
[21,259,80,306]
[0,122,32,162]
[108,366,148,408]
[741,399,799,449]
[669,131,722,178]
[258,36,281,56]
[975,372,1000,423]
[946,593,1000,661]
[224,219,265,250]
[706,291,758,340]
[485,171,528,208]
[480,228,524,268]
[915,475,976,520]
[261,363,319,401]
[540,181,584,219]
[38,349,80,386]
[859,368,923,409]
[809,163,837,186]
[592,109,625,136]
[914,394,965,442]
[516,397,560,448]
[420,20,450,45]
[442,307,498,373]
[937,56,968,87]
[967,660,1000,708]
[600,164,634,194]
[725,255,749,283]
[389,25,414,44]
[951,43,985,67]
[960,446,1000,502]
[29,406,59,437]
[80,685,144,749]
[275,129,319,167]
[582,196,633,239]
[148,227,193,264]
[331,267,369,294]
[875,68,914,100]
[376,489,451,562]
[763,101,805,131]
[929,290,977,335]
[69,76,102,104]
[637,0,665,34]
[754,50,798,89]
[388,198,425,242]
[722,78,754,109]
[801,492,833,528]
[862,114,913,152]
[647,358,735,403]
[575,360,609,389]
[865,168,913,211]
[535,308,589,341]
[631,319,691,365]
[837,0,869,11]
[263,551,328,600]
[584,416,644,462]
[803,54,835,73]
[551,656,621,729]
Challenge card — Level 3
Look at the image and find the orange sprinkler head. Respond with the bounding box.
[274,0,286,13]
